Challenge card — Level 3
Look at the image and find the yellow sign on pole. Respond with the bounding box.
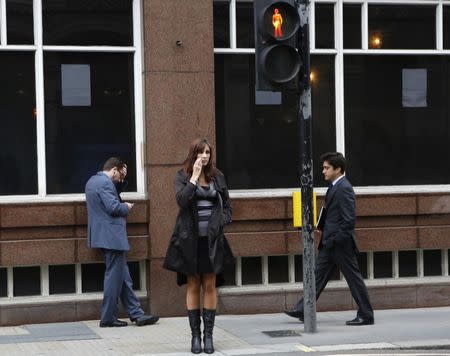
[293,191,317,228]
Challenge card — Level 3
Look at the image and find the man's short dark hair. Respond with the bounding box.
[103,157,125,171]
[321,152,346,174]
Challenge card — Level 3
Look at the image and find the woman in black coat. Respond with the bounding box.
[163,138,234,354]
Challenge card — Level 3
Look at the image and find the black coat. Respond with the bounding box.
[163,169,234,285]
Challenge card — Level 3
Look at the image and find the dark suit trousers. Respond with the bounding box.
[294,238,374,321]
[101,249,144,323]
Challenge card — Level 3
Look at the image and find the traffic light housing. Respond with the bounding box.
[254,0,302,91]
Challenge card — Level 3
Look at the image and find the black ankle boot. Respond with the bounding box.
[202,308,216,354]
[188,309,202,354]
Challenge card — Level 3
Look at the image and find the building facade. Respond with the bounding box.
[0,0,450,325]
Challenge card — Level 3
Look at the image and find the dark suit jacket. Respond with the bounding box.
[320,176,358,251]
[85,172,130,251]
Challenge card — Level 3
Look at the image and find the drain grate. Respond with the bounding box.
[262,329,302,337]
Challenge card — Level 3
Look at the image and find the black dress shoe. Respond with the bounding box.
[132,314,160,326]
[345,317,374,326]
[99,319,128,327]
[283,308,304,322]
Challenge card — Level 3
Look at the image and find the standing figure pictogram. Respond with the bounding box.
[272,8,283,38]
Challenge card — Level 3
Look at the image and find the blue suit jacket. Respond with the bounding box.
[85,172,130,251]
[320,176,358,251]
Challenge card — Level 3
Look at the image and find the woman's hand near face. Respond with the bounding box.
[190,157,203,184]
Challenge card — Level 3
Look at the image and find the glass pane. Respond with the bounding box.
[368,5,435,49]
[344,56,450,186]
[44,52,136,194]
[0,52,37,195]
[213,2,230,48]
[444,6,450,49]
[49,264,76,294]
[82,263,105,293]
[13,266,40,296]
[236,2,254,48]
[6,0,34,44]
[128,261,140,290]
[43,0,133,46]
[268,255,288,283]
[294,255,303,282]
[241,257,262,285]
[215,54,335,189]
[373,251,392,278]
[0,268,7,297]
[423,250,442,276]
[399,250,417,277]
[357,252,368,279]
[315,4,334,49]
[221,260,236,286]
[343,4,361,49]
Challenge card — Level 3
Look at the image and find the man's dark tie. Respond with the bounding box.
[324,184,333,206]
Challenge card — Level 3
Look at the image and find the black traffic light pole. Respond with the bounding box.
[296,0,317,333]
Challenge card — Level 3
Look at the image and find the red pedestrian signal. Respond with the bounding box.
[254,1,302,91]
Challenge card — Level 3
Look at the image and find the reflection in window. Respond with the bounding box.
[0,53,37,195]
[343,4,361,49]
[344,56,450,186]
[44,52,136,194]
[236,2,254,48]
[368,5,435,49]
[215,54,335,189]
[43,0,133,46]
[7,0,34,44]
[213,2,230,48]
[315,4,334,49]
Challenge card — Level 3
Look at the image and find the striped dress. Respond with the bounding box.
[195,182,217,273]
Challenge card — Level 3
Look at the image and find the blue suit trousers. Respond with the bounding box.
[101,249,144,323]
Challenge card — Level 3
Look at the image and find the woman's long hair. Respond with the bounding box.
[183,138,216,182]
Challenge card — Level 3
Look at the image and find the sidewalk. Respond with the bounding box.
[0,306,449,355]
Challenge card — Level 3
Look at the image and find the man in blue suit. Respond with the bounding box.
[85,157,159,327]
[284,152,374,326]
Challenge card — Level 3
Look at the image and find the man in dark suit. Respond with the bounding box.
[284,152,374,326]
[85,157,159,327]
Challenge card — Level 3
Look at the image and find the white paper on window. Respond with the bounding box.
[255,90,282,105]
[402,68,427,108]
[61,64,91,106]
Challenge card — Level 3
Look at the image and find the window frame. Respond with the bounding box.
[0,0,146,203]
[215,0,450,196]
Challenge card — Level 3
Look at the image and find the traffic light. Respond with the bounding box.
[254,0,302,91]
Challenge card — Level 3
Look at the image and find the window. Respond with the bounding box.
[214,1,450,191]
[7,0,34,44]
[343,4,361,49]
[215,54,335,189]
[44,52,136,194]
[0,0,144,199]
[0,53,37,195]
[13,266,41,296]
[315,3,334,49]
[368,5,435,49]
[344,56,450,186]
[42,0,133,46]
